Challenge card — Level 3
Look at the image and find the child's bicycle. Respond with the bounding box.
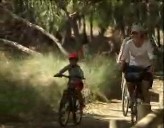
[54,74,85,127]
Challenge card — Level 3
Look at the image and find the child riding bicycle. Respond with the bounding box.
[54,52,85,109]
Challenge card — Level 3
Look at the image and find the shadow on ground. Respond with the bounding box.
[0,114,132,128]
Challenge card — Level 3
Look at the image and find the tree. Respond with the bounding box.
[1,0,163,56]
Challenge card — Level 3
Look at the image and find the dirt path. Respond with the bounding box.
[84,79,163,125]
[0,99,159,128]
[0,79,163,128]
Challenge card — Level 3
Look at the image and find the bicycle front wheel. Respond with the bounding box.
[73,99,83,125]
[122,79,129,116]
[58,96,70,126]
[131,101,138,124]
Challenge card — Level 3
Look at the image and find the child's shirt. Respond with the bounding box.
[59,64,84,81]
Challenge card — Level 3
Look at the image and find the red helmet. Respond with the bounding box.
[68,52,78,60]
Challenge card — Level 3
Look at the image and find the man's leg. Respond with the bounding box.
[127,82,135,106]
[141,80,150,104]
[127,82,135,98]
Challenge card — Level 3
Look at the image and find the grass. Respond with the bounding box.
[0,52,121,120]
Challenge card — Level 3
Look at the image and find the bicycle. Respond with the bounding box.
[125,66,151,124]
[54,74,85,127]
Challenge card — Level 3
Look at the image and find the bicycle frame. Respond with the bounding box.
[67,88,78,112]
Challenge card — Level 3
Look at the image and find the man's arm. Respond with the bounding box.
[117,39,127,63]
[147,41,156,74]
[117,41,130,72]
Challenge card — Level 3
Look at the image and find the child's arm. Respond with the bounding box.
[78,67,85,79]
[54,65,70,77]
[80,68,84,79]
[58,65,70,74]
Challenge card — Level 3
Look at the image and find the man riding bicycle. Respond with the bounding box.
[117,24,155,105]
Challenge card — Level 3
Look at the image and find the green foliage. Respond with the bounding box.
[0,52,121,117]
[0,52,64,117]
[93,1,113,29]
[12,0,163,37]
[13,0,66,33]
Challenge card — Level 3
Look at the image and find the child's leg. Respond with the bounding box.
[77,90,85,109]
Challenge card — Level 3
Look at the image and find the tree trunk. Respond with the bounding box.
[63,11,83,54]
[156,27,161,47]
[90,12,93,41]
[0,4,68,56]
[0,38,41,56]
[71,18,81,49]
[62,21,72,45]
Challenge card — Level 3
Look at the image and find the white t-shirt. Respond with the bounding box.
[117,37,131,63]
[117,39,154,68]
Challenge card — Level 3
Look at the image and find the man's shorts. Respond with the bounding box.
[125,65,153,87]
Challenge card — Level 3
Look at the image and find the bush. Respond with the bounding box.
[0,52,121,120]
